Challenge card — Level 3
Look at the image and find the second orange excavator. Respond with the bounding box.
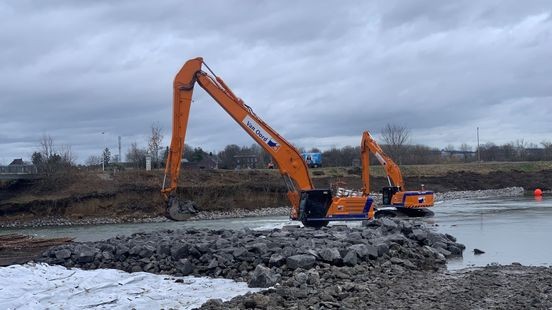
[360,131,434,217]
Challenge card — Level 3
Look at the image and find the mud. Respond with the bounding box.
[0,234,72,266]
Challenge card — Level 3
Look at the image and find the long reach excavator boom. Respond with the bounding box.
[162,57,313,221]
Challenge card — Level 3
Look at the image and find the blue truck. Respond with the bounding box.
[301,152,322,168]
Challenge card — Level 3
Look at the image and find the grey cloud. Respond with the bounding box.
[1,1,551,163]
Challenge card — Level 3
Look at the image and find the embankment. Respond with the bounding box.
[1,166,551,227]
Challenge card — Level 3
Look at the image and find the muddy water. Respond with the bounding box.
[1,196,551,269]
[431,196,552,270]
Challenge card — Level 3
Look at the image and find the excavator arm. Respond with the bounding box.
[360,131,405,195]
[162,57,313,220]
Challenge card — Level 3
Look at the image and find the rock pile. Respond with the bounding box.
[39,218,464,290]
[435,186,524,201]
[189,206,290,221]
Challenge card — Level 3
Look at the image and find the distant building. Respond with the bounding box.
[181,156,218,170]
[9,158,25,166]
[1,158,36,174]
[440,150,476,160]
[234,154,258,169]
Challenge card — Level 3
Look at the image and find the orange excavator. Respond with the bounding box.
[360,131,434,217]
[162,57,375,227]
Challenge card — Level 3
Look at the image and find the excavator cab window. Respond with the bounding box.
[382,186,401,205]
[299,189,333,221]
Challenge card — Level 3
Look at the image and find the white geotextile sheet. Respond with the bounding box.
[0,263,262,309]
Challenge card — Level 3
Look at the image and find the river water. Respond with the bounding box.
[1,196,550,270]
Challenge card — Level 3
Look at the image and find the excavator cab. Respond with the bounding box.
[299,189,333,227]
[382,186,401,205]
[298,189,375,228]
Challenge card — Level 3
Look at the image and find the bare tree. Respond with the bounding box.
[36,134,74,173]
[148,122,163,168]
[59,144,76,165]
[459,143,473,162]
[126,142,147,168]
[542,140,552,160]
[459,143,472,152]
[443,144,456,161]
[40,134,54,159]
[380,124,410,164]
[85,155,101,166]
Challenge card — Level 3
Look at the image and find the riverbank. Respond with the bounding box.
[1,166,550,227]
[0,187,526,228]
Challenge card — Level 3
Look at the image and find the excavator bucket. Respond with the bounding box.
[166,197,199,221]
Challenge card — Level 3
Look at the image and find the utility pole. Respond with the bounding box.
[101,131,105,171]
[118,136,122,163]
[477,127,480,162]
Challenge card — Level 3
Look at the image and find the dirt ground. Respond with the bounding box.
[0,234,72,266]
[199,264,552,309]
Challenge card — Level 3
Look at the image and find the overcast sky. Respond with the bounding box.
[1,0,551,164]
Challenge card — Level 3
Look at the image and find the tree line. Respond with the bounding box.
[30,123,552,173]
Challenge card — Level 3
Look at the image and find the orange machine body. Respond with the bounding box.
[360,131,434,210]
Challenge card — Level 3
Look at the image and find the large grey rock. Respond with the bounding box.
[347,244,378,259]
[319,248,342,264]
[248,265,280,288]
[286,254,316,270]
[176,258,193,275]
[101,251,114,261]
[170,243,189,260]
[54,249,71,260]
[377,243,390,257]
[248,243,268,255]
[447,244,463,256]
[75,245,95,263]
[138,245,155,258]
[411,229,429,243]
[269,253,286,267]
[343,251,358,266]
[232,247,248,258]
[307,270,320,286]
[445,233,457,242]
[115,245,129,256]
[294,272,308,285]
[156,243,171,258]
[207,258,218,269]
[380,218,399,232]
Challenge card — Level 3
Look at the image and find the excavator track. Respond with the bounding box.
[375,207,434,218]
